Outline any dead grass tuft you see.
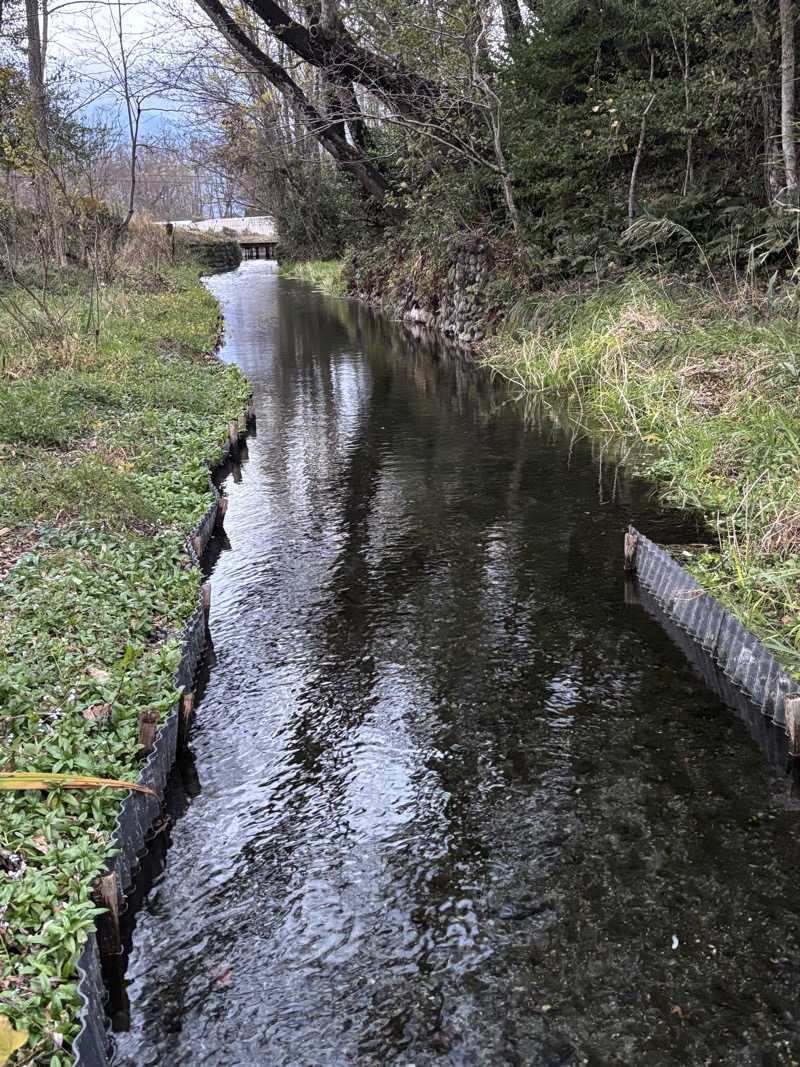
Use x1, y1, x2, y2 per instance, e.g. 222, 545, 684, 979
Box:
676, 357, 742, 413
760, 498, 800, 555
612, 305, 671, 340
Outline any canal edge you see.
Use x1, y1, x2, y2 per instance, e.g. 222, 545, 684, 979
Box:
70, 395, 256, 1067
626, 526, 800, 759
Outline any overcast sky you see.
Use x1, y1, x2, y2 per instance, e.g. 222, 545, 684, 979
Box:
49, 0, 206, 136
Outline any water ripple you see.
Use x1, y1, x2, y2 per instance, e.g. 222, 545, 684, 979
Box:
115, 262, 800, 1067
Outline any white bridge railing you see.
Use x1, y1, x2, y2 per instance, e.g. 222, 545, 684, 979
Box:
168, 216, 277, 240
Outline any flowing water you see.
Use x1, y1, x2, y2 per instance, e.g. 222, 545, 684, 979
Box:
115, 261, 800, 1066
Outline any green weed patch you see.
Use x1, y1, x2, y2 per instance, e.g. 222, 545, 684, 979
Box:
0, 266, 248, 1064
278, 259, 345, 295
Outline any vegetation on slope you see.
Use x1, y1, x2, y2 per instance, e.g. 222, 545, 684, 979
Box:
0, 256, 248, 1065
277, 260, 346, 295
485, 278, 800, 673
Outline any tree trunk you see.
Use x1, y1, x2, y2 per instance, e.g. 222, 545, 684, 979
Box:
114, 0, 139, 231
195, 0, 387, 201
472, 10, 522, 242
337, 81, 369, 151
499, 0, 523, 44
240, 0, 441, 118
24, 0, 62, 263
628, 44, 655, 222
780, 0, 797, 192
24, 0, 48, 163
671, 15, 693, 193
752, 0, 782, 202
628, 94, 655, 222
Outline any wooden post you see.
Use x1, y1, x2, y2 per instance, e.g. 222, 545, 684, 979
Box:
624, 531, 639, 572
201, 581, 211, 627
179, 691, 195, 747
228, 420, 238, 450
238, 414, 247, 435
94, 872, 121, 957
136, 708, 159, 757
192, 535, 203, 559
786, 696, 800, 757
215, 497, 228, 530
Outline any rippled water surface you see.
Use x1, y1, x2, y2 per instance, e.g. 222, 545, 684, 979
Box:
115, 262, 800, 1066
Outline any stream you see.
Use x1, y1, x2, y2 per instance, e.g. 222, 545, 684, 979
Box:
114, 260, 800, 1066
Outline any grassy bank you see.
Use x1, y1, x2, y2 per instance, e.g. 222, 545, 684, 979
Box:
485, 278, 800, 674
0, 262, 248, 1064
278, 259, 345, 295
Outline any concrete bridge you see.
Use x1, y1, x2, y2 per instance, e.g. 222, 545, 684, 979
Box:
169, 216, 278, 259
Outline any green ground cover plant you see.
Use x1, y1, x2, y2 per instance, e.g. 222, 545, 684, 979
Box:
484, 278, 800, 674
0, 263, 249, 1065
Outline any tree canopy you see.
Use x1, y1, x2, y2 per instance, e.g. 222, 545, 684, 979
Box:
4, 0, 800, 272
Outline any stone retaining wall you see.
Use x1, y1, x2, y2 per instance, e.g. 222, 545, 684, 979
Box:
346, 235, 496, 346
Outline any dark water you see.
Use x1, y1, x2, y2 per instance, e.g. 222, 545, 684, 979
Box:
115, 261, 800, 1067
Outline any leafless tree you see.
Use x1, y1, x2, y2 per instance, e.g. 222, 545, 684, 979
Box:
23, 0, 52, 225
780, 0, 797, 193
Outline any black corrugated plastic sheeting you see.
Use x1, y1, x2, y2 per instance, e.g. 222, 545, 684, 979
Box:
71, 421, 248, 1067
630, 525, 800, 751
636, 584, 790, 770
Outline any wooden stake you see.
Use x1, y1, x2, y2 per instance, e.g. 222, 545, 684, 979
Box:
786, 696, 800, 757
238, 414, 247, 435
179, 691, 195, 747
624, 531, 639, 572
201, 581, 211, 626
136, 708, 159, 756
94, 872, 121, 957
191, 535, 203, 559
228, 420, 238, 449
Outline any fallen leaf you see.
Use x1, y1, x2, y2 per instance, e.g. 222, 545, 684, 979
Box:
32, 835, 50, 854
671, 1005, 684, 1018
0, 773, 163, 816
87, 667, 109, 681
130, 618, 137, 630
0, 1014, 28, 1065
82, 703, 110, 722
0, 528, 10, 538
